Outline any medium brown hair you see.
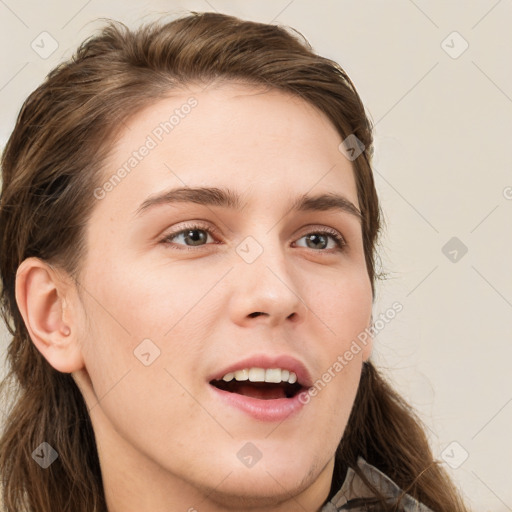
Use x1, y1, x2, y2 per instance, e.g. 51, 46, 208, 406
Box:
0, 11, 468, 511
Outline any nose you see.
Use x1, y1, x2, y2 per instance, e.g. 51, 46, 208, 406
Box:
227, 238, 308, 328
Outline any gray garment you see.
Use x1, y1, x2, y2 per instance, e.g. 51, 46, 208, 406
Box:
321, 457, 435, 512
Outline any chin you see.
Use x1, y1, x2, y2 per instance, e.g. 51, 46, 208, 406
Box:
201, 466, 314, 510
214, 449, 323, 500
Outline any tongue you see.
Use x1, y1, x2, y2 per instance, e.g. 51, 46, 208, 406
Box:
235, 383, 287, 400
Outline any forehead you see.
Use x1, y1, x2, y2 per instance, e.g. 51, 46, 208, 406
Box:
93, 81, 359, 220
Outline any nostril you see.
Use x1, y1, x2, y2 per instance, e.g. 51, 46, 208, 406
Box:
248, 312, 264, 318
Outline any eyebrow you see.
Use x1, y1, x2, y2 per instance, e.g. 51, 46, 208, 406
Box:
134, 186, 362, 223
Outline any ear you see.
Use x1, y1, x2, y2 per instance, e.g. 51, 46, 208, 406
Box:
15, 257, 85, 373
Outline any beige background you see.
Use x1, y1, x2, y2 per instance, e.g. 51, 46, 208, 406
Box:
1, 1, 511, 510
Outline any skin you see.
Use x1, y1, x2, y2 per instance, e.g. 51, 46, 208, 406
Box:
15, 82, 373, 512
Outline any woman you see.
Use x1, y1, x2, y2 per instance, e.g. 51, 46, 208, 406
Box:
0, 11, 470, 512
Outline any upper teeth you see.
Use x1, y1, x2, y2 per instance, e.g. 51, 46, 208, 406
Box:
222, 368, 297, 384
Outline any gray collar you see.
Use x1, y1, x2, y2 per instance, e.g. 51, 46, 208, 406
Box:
321, 457, 434, 511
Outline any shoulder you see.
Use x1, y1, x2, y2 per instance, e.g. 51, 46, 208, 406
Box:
321, 457, 435, 512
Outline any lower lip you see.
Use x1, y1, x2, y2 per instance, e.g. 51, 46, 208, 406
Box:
209, 384, 308, 422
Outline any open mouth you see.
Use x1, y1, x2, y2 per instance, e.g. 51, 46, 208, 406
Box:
210, 379, 304, 400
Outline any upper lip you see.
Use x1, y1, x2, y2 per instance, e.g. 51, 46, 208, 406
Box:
208, 354, 313, 388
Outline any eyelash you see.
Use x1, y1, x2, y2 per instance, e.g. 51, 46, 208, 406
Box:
160, 222, 347, 253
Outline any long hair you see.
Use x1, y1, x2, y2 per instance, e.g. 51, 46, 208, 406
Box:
0, 12, 468, 511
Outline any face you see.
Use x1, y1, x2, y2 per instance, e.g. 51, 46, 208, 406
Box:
72, 82, 373, 508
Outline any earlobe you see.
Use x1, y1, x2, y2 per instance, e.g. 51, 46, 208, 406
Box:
15, 257, 84, 374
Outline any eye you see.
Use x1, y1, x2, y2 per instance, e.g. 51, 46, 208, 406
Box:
294, 228, 346, 252
160, 223, 218, 250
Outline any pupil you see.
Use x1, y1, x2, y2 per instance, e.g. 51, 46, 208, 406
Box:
307, 234, 326, 249
186, 229, 206, 246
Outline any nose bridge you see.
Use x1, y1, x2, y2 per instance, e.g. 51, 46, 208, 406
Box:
228, 230, 307, 325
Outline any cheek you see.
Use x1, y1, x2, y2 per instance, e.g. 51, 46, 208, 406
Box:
77, 261, 216, 397
76, 267, 215, 451
310, 269, 373, 337
303, 270, 372, 409
83, 260, 206, 340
